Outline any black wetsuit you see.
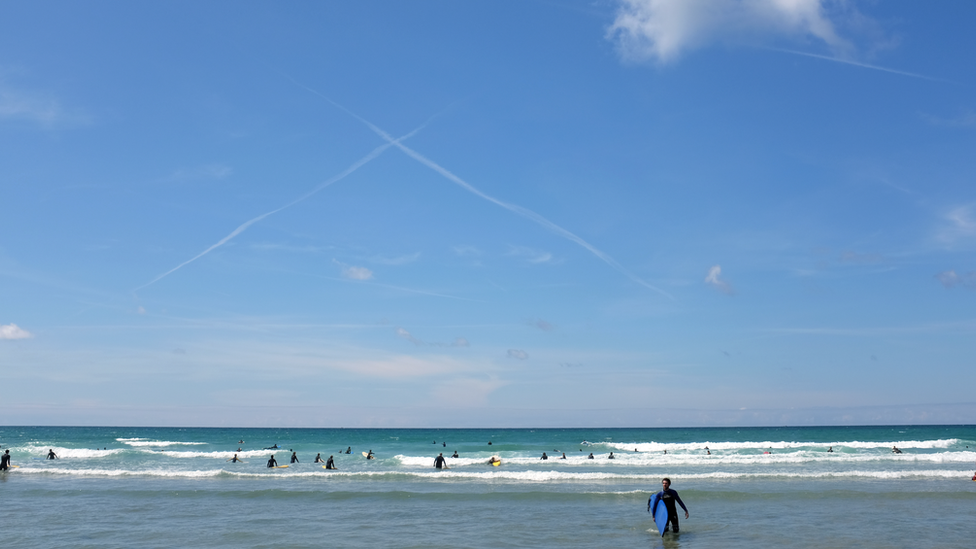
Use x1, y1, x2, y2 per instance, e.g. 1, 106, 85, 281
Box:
267, 457, 278, 468
0, 453, 10, 470
231, 456, 241, 463
651, 488, 688, 533
434, 455, 447, 469
291, 454, 299, 464
326, 457, 336, 469
48, 451, 57, 460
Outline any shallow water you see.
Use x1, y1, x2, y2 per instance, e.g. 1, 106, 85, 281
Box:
2, 425, 974, 547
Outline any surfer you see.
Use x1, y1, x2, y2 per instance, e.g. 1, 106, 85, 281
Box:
488, 456, 501, 466
290, 452, 299, 464
488, 441, 492, 445
345, 447, 352, 454
649, 478, 689, 534
541, 452, 548, 460
0, 450, 11, 471
587, 453, 595, 459
266, 455, 278, 468
561, 453, 567, 459
47, 449, 59, 459
314, 453, 325, 463
892, 446, 903, 454
608, 452, 615, 459
229, 454, 242, 463
451, 451, 459, 458
366, 450, 375, 460
434, 453, 448, 469
238, 440, 244, 444
827, 446, 833, 453
263, 444, 279, 450
326, 455, 336, 469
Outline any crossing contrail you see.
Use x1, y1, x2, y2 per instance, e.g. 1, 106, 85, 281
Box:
296, 87, 674, 299
134, 125, 425, 292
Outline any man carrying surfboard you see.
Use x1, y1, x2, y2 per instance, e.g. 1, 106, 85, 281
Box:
0, 449, 11, 471
433, 453, 448, 469
266, 454, 278, 468
648, 478, 689, 535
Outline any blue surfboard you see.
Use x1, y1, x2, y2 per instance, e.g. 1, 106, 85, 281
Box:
650, 493, 668, 536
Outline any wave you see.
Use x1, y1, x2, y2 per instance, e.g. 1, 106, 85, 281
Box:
606, 439, 960, 452
117, 438, 207, 447
12, 467, 971, 481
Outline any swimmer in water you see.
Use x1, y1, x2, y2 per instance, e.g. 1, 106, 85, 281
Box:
325, 455, 336, 469
267, 455, 278, 468
47, 449, 59, 460
227, 454, 242, 463
314, 453, 325, 463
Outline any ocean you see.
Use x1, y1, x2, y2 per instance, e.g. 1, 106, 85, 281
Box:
1, 425, 974, 548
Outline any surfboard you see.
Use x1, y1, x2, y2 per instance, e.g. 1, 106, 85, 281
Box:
274, 465, 289, 468
650, 493, 668, 536
362, 452, 369, 457
491, 460, 501, 466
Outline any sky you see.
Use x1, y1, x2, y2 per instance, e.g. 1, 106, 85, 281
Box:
1, 0, 975, 428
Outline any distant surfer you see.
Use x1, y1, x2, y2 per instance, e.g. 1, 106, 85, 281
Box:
827, 446, 833, 453
345, 447, 352, 454
238, 440, 244, 444
649, 478, 689, 534
227, 454, 242, 463
488, 441, 492, 445
290, 452, 299, 464
0, 450, 11, 471
608, 452, 615, 459
314, 453, 325, 463
442, 442, 446, 447
892, 446, 903, 454
451, 451, 459, 458
366, 450, 375, 460
561, 453, 567, 459
47, 449, 59, 460
434, 453, 448, 469
488, 456, 501, 466
663, 449, 667, 454
587, 453, 594, 459
267, 455, 278, 468
326, 455, 336, 469
264, 444, 279, 450
540, 452, 548, 460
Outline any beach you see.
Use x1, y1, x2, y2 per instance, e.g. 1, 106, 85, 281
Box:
1, 425, 974, 548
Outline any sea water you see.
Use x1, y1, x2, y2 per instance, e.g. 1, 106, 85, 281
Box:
1, 425, 974, 548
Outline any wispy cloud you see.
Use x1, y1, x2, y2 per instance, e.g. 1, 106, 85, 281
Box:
397, 327, 470, 347
334, 260, 373, 281
935, 270, 976, 290
134, 123, 427, 292
705, 264, 734, 295
534, 319, 554, 331
508, 245, 555, 264
507, 349, 529, 360
921, 110, 976, 128
369, 252, 421, 265
295, 88, 674, 299
0, 80, 89, 128
936, 205, 976, 247
0, 323, 32, 340
839, 251, 883, 264
607, 0, 850, 63
452, 245, 482, 257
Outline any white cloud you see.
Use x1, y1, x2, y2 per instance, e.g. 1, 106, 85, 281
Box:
396, 327, 423, 346
0, 323, 32, 340
137, 306, 147, 315
369, 252, 421, 265
167, 164, 233, 181
935, 270, 976, 290
607, 0, 850, 63
452, 245, 482, 257
507, 349, 529, 360
508, 246, 555, 264
0, 79, 90, 128
839, 251, 883, 264
705, 264, 735, 295
936, 205, 976, 247
336, 260, 373, 280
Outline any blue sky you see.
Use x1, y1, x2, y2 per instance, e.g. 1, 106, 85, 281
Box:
2, 0, 974, 427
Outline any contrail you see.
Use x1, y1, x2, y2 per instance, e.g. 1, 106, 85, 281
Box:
295, 88, 674, 299
773, 48, 950, 83
134, 126, 424, 292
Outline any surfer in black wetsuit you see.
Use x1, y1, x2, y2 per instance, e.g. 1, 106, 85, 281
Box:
345, 447, 351, 454
649, 478, 689, 533
434, 453, 447, 469
314, 453, 324, 463
264, 444, 279, 450
541, 452, 548, 460
608, 452, 615, 459
47, 449, 59, 459
290, 452, 299, 464
326, 455, 336, 469
452, 451, 459, 458
587, 453, 594, 459
267, 455, 278, 468
366, 450, 374, 460
228, 454, 242, 463
0, 450, 11, 471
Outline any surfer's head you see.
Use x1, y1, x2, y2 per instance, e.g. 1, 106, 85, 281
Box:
662, 478, 671, 488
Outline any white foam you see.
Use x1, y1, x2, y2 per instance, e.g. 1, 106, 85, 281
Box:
117, 438, 206, 447
608, 439, 960, 453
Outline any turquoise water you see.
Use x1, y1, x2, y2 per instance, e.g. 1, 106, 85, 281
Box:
2, 425, 974, 547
